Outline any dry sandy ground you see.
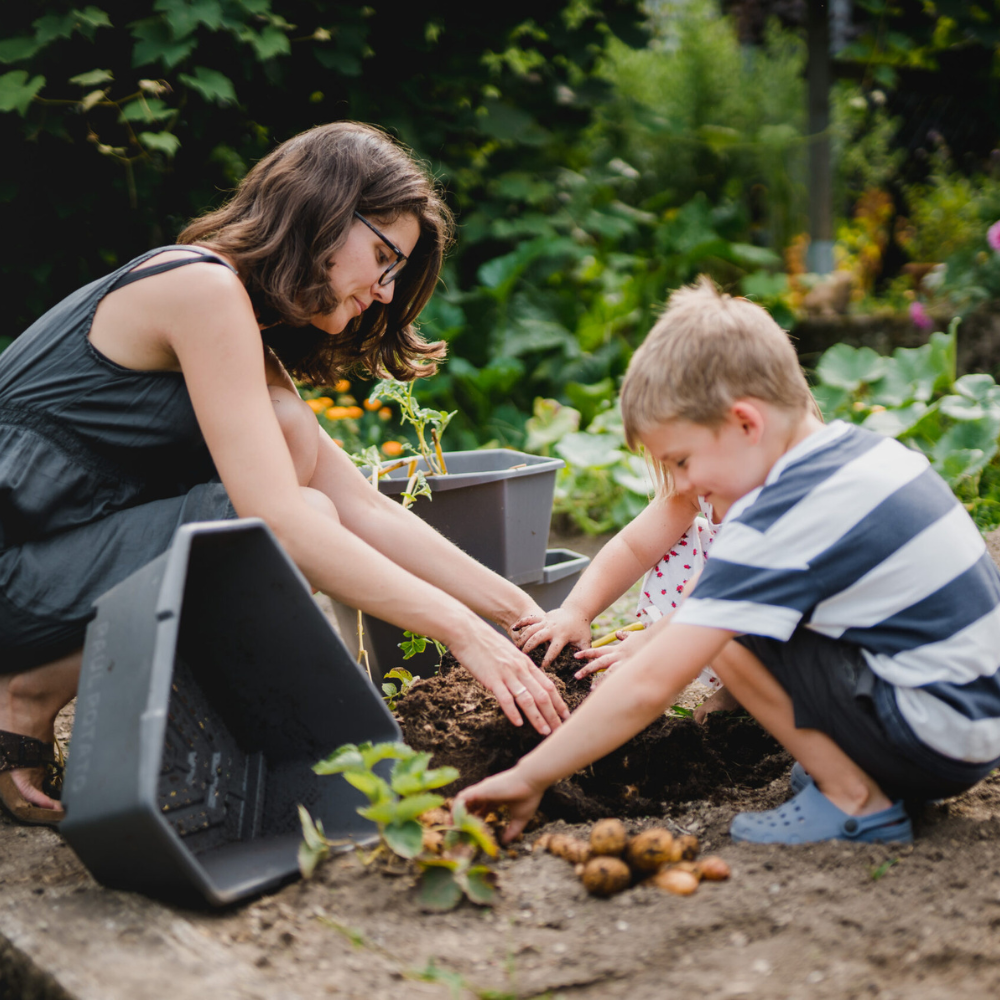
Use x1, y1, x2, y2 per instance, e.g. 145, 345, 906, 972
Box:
2, 531, 1000, 999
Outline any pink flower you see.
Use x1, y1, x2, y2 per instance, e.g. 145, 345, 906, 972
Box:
910, 300, 933, 332
989, 221, 1000, 253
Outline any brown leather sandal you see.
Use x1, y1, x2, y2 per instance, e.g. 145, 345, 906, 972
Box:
0, 731, 65, 826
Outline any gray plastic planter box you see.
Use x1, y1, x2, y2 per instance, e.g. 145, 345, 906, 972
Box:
61, 519, 400, 908
373, 449, 563, 586
353, 547, 591, 680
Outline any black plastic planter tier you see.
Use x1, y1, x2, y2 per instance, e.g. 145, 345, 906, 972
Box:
61, 519, 400, 908
358, 547, 591, 680
373, 449, 563, 586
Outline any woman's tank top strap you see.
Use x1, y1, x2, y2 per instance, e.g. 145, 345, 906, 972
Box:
109, 247, 237, 291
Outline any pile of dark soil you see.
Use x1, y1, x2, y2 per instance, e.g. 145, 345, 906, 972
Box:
397, 645, 791, 822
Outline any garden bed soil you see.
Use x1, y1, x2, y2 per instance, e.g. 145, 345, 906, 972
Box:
5, 531, 1000, 998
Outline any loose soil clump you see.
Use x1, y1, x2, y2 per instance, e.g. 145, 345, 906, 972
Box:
397, 645, 791, 821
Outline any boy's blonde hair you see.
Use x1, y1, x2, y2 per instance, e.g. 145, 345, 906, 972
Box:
621, 276, 813, 449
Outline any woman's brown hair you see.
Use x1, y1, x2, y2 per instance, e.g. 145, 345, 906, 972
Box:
178, 121, 454, 384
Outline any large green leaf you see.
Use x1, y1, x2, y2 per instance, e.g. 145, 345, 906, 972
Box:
933, 448, 988, 487
612, 453, 655, 496
524, 398, 580, 452
153, 0, 224, 38
119, 96, 172, 122
389, 751, 433, 795
810, 383, 852, 421
178, 66, 236, 103
313, 743, 365, 774
344, 770, 393, 804
555, 431, 624, 470
0, 38, 43, 64
815, 343, 887, 392
418, 865, 464, 912
394, 793, 446, 824
501, 318, 577, 358
131, 18, 197, 69
383, 819, 424, 859
460, 866, 498, 906
449, 801, 498, 858
139, 130, 180, 157
862, 402, 929, 438
0, 71, 45, 115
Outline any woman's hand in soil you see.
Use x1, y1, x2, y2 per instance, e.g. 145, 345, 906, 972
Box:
512, 606, 592, 668
456, 767, 543, 843
449, 629, 570, 734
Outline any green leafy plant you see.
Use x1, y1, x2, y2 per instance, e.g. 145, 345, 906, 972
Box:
381, 666, 416, 711
525, 396, 653, 534
812, 323, 1000, 532
298, 741, 499, 911
370, 379, 456, 477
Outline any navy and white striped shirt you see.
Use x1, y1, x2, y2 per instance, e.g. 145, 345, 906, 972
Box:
674, 421, 1000, 763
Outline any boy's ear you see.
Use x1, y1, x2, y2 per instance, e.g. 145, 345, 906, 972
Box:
730, 399, 765, 443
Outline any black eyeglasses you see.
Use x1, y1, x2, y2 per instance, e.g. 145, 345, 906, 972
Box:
353, 211, 408, 286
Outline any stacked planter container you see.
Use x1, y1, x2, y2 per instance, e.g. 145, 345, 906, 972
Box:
349, 449, 591, 679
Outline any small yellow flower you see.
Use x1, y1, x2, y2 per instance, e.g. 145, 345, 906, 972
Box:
333, 378, 351, 393
852, 400, 867, 412
870, 404, 886, 413
378, 407, 392, 421
363, 398, 382, 411
381, 440, 404, 457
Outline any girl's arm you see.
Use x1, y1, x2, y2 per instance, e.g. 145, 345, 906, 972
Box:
457, 621, 734, 841
515, 492, 701, 666
152, 264, 566, 734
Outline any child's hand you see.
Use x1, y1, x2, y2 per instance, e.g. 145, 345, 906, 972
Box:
571, 625, 654, 684
455, 766, 543, 843
512, 606, 592, 668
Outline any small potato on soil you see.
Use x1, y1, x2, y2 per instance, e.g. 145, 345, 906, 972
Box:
581, 857, 631, 897
695, 856, 731, 881
590, 819, 628, 857
625, 829, 675, 873
652, 867, 700, 896
548, 834, 591, 864
671, 834, 700, 862
533, 833, 553, 853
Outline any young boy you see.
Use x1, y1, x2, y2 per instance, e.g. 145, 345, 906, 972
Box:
457, 277, 1000, 846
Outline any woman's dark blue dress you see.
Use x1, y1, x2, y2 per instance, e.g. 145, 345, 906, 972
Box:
0, 248, 238, 671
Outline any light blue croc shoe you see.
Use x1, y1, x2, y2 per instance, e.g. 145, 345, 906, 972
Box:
730, 782, 914, 845
788, 761, 812, 794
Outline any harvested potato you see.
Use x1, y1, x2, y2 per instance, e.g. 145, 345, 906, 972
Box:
652, 867, 699, 896
420, 807, 452, 828
695, 856, 731, 881
673, 834, 700, 862
625, 829, 675, 872
581, 857, 631, 897
590, 818, 628, 857
421, 827, 444, 854
548, 834, 591, 864
532, 833, 553, 853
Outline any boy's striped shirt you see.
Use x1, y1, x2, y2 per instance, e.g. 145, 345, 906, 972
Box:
675, 421, 1000, 762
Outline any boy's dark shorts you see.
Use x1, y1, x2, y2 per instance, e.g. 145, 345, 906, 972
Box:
735, 628, 1000, 803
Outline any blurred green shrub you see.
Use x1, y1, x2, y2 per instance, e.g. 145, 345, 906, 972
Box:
813, 323, 1000, 533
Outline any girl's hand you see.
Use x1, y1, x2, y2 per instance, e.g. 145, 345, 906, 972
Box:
449, 628, 570, 735
512, 606, 592, 668
456, 766, 543, 843
571, 625, 654, 684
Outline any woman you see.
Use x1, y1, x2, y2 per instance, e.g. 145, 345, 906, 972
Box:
0, 121, 568, 825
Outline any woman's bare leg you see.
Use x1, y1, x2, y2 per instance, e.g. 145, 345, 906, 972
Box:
0, 650, 81, 810
711, 640, 893, 817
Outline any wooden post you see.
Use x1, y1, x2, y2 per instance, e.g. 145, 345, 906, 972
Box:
807, 1, 833, 274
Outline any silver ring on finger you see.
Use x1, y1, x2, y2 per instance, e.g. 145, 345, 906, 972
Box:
512, 685, 528, 697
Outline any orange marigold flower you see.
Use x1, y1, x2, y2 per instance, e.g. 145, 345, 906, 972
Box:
333, 378, 351, 393
333, 438, 344, 448
381, 440, 404, 457
378, 407, 392, 421
325, 406, 350, 420
344, 406, 364, 419
307, 397, 333, 413
363, 398, 382, 411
